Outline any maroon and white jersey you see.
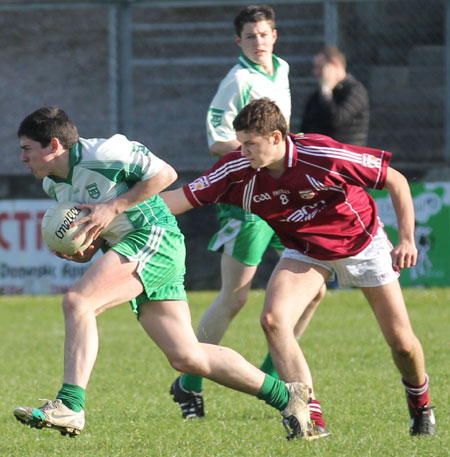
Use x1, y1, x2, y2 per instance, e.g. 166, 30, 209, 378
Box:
184, 133, 392, 260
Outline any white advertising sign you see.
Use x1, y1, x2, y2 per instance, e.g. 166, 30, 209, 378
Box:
0, 199, 95, 294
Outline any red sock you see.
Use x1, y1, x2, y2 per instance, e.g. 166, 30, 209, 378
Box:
403, 374, 430, 409
310, 399, 327, 428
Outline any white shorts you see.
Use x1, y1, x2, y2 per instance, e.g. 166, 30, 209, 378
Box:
281, 226, 400, 288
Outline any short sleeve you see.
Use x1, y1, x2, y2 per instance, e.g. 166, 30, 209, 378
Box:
206, 73, 245, 147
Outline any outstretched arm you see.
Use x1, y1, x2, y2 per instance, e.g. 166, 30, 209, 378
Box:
160, 188, 194, 215
383, 167, 417, 270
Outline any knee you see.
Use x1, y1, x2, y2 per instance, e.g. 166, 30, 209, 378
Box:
167, 351, 206, 376
388, 333, 418, 356
62, 291, 87, 316
218, 288, 248, 317
260, 310, 285, 340
229, 292, 248, 316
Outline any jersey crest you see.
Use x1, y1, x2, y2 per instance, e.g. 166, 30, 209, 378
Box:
86, 183, 101, 199
362, 153, 382, 168
208, 108, 225, 128
298, 190, 316, 199
189, 176, 211, 192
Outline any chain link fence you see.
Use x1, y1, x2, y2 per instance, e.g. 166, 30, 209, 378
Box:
0, 0, 447, 180
0, 2, 111, 177
337, 0, 445, 175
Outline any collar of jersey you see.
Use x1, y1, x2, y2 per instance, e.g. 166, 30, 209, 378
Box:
284, 134, 298, 168
238, 53, 281, 82
48, 141, 81, 184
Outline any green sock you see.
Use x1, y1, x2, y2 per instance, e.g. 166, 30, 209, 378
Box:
56, 383, 86, 412
256, 375, 289, 411
259, 352, 279, 379
181, 373, 203, 392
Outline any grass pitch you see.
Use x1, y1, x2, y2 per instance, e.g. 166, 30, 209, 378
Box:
0, 288, 449, 457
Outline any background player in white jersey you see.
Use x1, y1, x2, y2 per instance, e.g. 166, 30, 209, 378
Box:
13, 106, 317, 441
162, 98, 436, 437
174, 5, 326, 428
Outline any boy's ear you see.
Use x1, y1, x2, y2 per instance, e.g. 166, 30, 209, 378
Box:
50, 137, 64, 154
272, 130, 283, 144
272, 28, 278, 43
50, 138, 59, 152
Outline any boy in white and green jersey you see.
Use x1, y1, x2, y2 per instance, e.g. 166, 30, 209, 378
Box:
206, 52, 291, 149
206, 49, 290, 266
207, 50, 290, 225
13, 106, 315, 441
42, 133, 187, 312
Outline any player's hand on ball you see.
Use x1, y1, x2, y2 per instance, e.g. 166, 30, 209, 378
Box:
56, 248, 91, 263
41, 202, 91, 255
71, 202, 117, 242
56, 238, 104, 263
42, 201, 111, 255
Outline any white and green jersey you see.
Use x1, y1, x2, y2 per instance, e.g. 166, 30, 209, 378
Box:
43, 134, 179, 247
206, 53, 291, 147
206, 53, 291, 222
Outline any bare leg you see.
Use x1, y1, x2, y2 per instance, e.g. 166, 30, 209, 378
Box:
294, 284, 326, 338
274, 249, 327, 341
198, 253, 325, 353
63, 248, 266, 395
196, 253, 257, 343
62, 251, 144, 388
362, 280, 426, 385
261, 258, 329, 393
139, 299, 265, 394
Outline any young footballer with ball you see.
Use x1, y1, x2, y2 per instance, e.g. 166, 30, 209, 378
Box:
162, 98, 436, 437
14, 106, 318, 440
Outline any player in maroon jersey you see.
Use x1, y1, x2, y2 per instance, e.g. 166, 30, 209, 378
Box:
162, 98, 436, 437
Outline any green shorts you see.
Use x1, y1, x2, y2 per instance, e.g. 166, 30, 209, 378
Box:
208, 217, 284, 266
112, 225, 187, 317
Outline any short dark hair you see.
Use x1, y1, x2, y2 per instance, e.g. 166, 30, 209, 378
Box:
233, 98, 287, 139
17, 106, 79, 149
318, 45, 346, 69
233, 5, 275, 37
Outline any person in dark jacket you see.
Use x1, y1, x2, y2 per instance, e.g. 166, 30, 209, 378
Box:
300, 45, 369, 146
